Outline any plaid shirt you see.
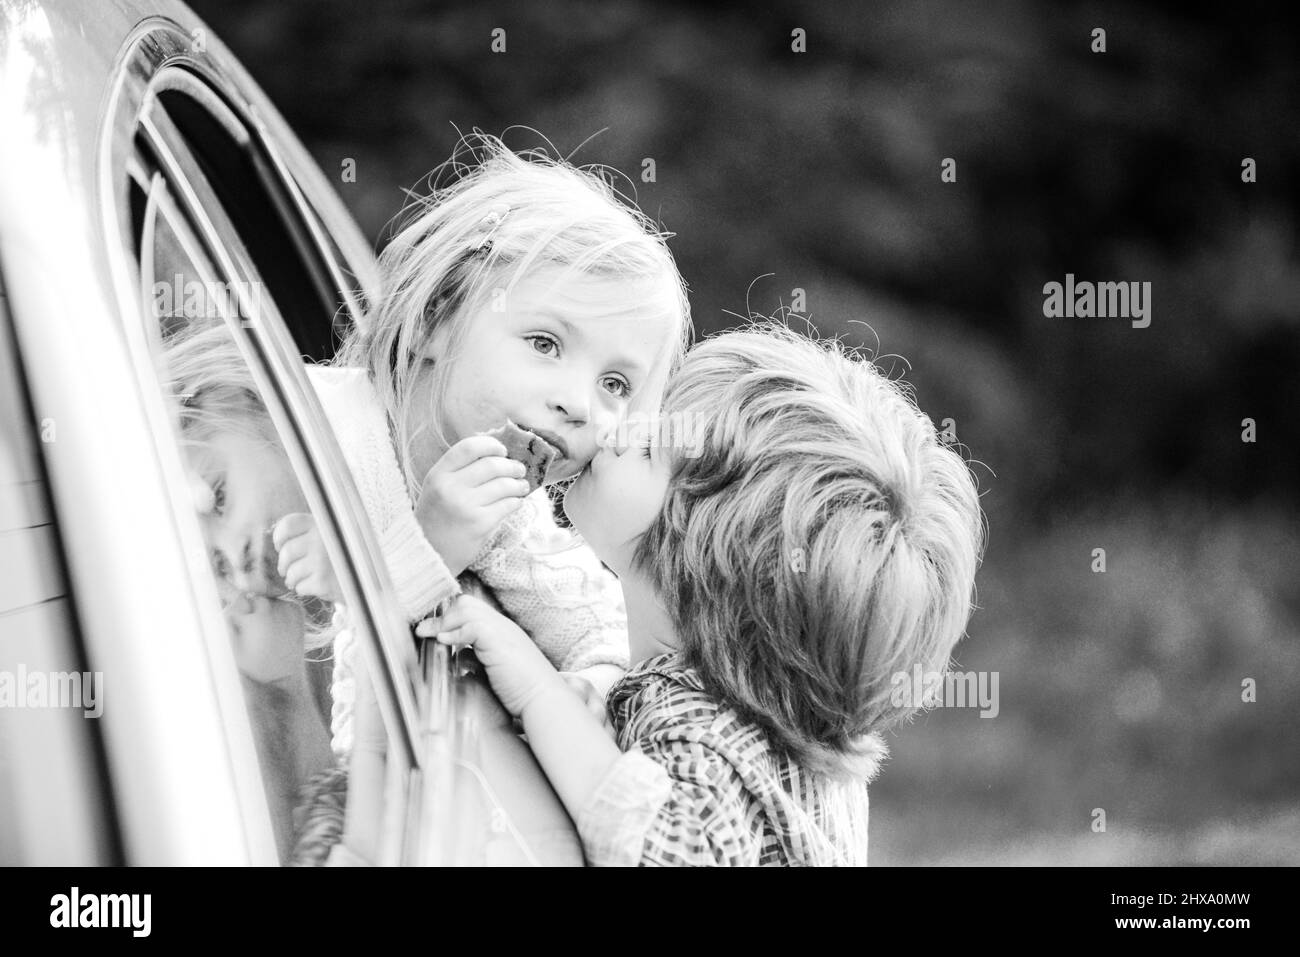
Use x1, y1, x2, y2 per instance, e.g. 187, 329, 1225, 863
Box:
576, 653, 885, 866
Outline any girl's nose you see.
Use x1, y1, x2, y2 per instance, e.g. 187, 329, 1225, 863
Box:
550, 385, 593, 426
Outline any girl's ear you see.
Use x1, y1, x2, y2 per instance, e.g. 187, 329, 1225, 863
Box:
419, 307, 455, 362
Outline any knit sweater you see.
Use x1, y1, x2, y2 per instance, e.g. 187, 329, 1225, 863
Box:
305, 365, 629, 755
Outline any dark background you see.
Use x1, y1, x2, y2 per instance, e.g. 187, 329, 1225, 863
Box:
191, 0, 1300, 863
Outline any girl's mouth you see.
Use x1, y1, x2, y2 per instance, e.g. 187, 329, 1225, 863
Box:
515, 423, 569, 461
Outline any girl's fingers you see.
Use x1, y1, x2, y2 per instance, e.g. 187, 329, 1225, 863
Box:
485, 495, 527, 527
435, 436, 509, 473
276, 536, 310, 576
473, 475, 532, 505
271, 512, 313, 549
284, 558, 326, 595
434, 623, 483, 648
433, 626, 462, 645
458, 455, 528, 487
434, 594, 485, 632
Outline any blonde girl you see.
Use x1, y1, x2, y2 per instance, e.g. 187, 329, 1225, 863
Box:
297, 134, 691, 755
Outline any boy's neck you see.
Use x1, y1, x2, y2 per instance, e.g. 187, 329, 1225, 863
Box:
621, 573, 678, 666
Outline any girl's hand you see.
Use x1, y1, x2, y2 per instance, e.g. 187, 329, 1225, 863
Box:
414, 436, 530, 577
273, 512, 342, 604
415, 594, 564, 718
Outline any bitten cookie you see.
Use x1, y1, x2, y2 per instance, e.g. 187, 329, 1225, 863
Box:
486, 420, 558, 492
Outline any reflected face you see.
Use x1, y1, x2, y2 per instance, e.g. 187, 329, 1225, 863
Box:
419, 267, 678, 483
563, 415, 673, 577
188, 428, 309, 685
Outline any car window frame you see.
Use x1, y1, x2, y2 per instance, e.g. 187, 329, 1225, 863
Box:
98, 19, 437, 864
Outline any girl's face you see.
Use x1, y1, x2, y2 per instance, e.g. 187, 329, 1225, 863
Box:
189, 429, 310, 684
563, 414, 673, 577
421, 267, 678, 482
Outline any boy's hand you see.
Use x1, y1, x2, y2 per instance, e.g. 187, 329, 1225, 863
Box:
273, 512, 342, 604
415, 593, 564, 719
415, 436, 530, 577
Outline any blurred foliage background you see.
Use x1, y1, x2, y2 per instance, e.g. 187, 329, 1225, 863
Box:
191, 0, 1300, 863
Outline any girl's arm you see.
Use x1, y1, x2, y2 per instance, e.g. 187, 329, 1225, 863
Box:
305, 364, 462, 622
468, 490, 629, 689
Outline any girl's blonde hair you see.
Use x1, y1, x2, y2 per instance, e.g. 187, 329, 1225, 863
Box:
633, 323, 986, 779
163, 322, 271, 450
337, 132, 692, 495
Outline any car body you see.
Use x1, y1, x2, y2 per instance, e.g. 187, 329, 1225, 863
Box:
0, 0, 582, 865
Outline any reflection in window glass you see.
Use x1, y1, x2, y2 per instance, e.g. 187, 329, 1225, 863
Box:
140, 193, 347, 864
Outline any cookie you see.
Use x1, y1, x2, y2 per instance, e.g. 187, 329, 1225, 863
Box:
486, 420, 558, 492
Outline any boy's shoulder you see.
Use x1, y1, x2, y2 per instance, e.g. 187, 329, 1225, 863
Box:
609, 651, 706, 703
608, 652, 891, 784
607, 652, 746, 746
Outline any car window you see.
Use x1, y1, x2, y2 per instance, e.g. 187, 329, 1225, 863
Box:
131, 174, 367, 864
147, 68, 361, 359
116, 56, 438, 864
113, 51, 580, 866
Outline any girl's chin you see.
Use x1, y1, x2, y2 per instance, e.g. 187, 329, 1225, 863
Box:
546, 458, 585, 484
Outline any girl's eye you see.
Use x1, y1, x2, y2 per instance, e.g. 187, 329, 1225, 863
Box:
527, 334, 559, 357
639, 438, 653, 460
601, 375, 632, 399
211, 479, 227, 515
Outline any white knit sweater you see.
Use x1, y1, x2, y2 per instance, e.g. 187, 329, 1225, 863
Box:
306, 365, 629, 755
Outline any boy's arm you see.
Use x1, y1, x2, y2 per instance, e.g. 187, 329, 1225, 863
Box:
425, 595, 757, 867
569, 730, 759, 867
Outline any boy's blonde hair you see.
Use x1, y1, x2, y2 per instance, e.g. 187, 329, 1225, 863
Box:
338, 133, 693, 494
632, 323, 985, 778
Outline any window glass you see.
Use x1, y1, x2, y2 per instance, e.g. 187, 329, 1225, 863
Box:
155, 84, 343, 360
137, 183, 353, 864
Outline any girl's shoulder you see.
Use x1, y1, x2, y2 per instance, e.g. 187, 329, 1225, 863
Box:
304, 364, 385, 434
305, 363, 373, 402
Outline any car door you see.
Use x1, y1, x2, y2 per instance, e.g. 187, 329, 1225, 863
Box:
108, 16, 585, 866
1, 3, 581, 865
